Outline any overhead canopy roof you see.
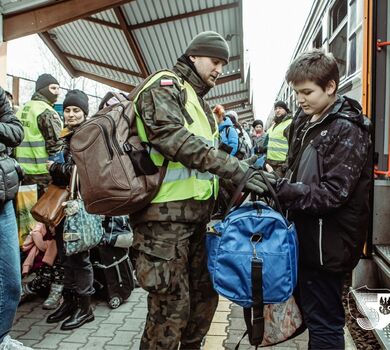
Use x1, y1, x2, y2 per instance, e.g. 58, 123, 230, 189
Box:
2, 0, 253, 120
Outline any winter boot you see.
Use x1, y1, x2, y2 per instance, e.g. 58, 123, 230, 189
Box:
19, 282, 36, 304
46, 289, 76, 323
60, 294, 94, 330
42, 283, 64, 310
43, 264, 65, 310
20, 264, 52, 304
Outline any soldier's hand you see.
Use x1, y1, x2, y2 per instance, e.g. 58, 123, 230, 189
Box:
242, 155, 258, 167
262, 170, 278, 185
244, 171, 268, 195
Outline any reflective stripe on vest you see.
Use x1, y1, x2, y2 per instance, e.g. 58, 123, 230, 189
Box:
134, 71, 219, 203
15, 100, 58, 174
267, 119, 292, 162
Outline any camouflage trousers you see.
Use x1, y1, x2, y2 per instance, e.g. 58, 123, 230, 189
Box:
133, 222, 219, 350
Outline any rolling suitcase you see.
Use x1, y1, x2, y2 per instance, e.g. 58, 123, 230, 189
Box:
91, 246, 135, 308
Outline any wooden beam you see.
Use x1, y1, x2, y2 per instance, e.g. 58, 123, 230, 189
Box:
0, 43, 7, 88
128, 2, 239, 30
206, 89, 248, 101
39, 32, 79, 78
83, 16, 121, 30
221, 98, 249, 110
216, 73, 241, 85
79, 71, 135, 92
229, 55, 240, 61
12, 76, 20, 107
63, 52, 144, 78
114, 7, 149, 77
4, 0, 130, 41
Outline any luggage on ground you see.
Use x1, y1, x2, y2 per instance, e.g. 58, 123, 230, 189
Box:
91, 246, 135, 309
206, 168, 302, 347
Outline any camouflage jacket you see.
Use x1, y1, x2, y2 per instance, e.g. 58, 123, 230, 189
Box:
131, 58, 245, 225
276, 95, 372, 272
32, 92, 63, 156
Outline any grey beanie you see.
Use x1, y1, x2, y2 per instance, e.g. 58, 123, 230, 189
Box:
36, 74, 59, 92
63, 89, 89, 115
185, 31, 230, 64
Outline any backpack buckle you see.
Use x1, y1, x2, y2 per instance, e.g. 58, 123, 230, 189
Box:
123, 142, 132, 153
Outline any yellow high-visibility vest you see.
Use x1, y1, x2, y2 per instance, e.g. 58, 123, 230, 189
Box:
15, 100, 58, 175
267, 119, 292, 162
134, 71, 219, 203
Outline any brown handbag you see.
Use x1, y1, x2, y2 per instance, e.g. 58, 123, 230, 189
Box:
30, 184, 69, 227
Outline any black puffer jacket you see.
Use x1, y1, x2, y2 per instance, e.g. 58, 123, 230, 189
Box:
0, 87, 24, 204
276, 96, 372, 273
0, 87, 24, 152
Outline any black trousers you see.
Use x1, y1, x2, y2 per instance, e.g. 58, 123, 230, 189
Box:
55, 220, 94, 296
299, 266, 346, 350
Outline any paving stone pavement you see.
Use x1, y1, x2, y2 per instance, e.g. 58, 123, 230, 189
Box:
12, 288, 357, 350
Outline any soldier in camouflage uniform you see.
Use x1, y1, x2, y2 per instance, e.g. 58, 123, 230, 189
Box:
131, 31, 270, 349
275, 49, 372, 349
15, 73, 63, 197
16, 74, 63, 307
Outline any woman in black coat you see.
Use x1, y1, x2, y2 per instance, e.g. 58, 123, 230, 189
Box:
46, 90, 95, 330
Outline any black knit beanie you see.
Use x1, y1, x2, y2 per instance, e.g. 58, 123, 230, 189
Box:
63, 89, 89, 115
185, 31, 230, 64
274, 100, 290, 113
35, 74, 59, 92
252, 119, 263, 128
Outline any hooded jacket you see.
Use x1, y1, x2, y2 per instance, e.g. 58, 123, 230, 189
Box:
276, 96, 372, 273
219, 116, 239, 156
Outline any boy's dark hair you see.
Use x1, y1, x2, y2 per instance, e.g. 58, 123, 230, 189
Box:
285, 49, 339, 92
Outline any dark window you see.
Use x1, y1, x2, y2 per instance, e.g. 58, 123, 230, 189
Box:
313, 30, 323, 48
331, 0, 348, 33
348, 33, 357, 75
329, 23, 347, 77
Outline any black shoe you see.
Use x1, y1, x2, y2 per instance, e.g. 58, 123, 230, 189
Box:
60, 294, 94, 330
46, 289, 76, 324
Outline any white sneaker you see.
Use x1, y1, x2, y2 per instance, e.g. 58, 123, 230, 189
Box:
0, 336, 33, 350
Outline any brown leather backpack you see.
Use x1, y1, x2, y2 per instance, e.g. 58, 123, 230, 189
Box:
70, 72, 171, 216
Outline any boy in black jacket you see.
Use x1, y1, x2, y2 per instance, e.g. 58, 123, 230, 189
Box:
275, 49, 372, 349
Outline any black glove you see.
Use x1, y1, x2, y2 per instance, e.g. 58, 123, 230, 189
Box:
262, 170, 278, 186
245, 171, 269, 195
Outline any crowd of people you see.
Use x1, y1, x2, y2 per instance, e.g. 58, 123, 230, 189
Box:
0, 30, 371, 350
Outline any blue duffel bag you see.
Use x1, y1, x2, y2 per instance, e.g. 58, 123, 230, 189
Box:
206, 200, 298, 307
206, 167, 300, 347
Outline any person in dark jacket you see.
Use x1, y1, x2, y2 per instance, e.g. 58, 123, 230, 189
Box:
274, 49, 371, 349
45, 89, 95, 331
251, 119, 267, 155
0, 87, 32, 349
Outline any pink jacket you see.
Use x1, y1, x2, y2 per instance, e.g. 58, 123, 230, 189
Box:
22, 223, 57, 275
